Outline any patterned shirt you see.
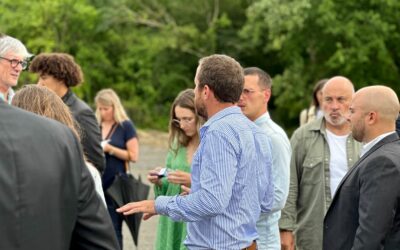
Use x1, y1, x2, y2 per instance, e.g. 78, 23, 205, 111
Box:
156, 106, 274, 249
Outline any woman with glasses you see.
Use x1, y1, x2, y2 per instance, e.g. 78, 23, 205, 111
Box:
147, 89, 203, 250
95, 88, 139, 249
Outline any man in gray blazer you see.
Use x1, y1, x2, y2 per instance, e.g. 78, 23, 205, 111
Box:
323, 85, 400, 250
0, 35, 119, 250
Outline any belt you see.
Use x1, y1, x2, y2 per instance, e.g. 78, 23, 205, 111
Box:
242, 240, 257, 250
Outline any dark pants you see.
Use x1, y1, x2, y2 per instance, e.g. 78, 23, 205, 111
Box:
106, 194, 123, 249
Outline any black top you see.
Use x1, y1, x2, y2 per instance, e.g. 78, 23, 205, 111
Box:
102, 120, 137, 190
62, 89, 105, 173
396, 114, 400, 136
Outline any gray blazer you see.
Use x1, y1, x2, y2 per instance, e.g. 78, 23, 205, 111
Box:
323, 133, 400, 250
0, 101, 119, 250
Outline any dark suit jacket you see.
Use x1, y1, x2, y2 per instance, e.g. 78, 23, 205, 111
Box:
0, 101, 119, 250
62, 89, 105, 173
323, 133, 400, 250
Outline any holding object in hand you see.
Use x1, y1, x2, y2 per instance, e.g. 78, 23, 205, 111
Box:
101, 139, 110, 149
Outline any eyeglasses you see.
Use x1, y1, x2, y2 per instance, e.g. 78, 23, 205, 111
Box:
0, 56, 28, 70
172, 117, 195, 127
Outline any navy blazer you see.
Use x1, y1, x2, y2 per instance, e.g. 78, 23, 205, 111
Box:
323, 133, 400, 250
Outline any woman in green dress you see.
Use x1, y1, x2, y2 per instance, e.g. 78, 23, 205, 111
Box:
147, 89, 203, 250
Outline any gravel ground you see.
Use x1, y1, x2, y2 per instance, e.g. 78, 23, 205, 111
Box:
122, 130, 169, 250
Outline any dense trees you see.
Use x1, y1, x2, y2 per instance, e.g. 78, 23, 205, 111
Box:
1, 0, 399, 133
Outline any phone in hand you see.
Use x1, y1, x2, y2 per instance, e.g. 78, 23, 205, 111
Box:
157, 168, 168, 178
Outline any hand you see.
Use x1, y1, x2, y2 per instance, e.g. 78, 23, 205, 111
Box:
167, 170, 191, 187
180, 184, 191, 195
116, 200, 157, 218
103, 143, 113, 153
147, 167, 163, 185
280, 230, 295, 250
100, 139, 110, 149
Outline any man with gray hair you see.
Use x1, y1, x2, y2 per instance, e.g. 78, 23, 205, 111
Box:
324, 85, 400, 249
280, 76, 362, 250
0, 34, 31, 104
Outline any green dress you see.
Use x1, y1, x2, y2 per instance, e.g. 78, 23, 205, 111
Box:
154, 146, 190, 250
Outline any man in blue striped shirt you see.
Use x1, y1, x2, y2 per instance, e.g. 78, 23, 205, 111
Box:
118, 54, 274, 249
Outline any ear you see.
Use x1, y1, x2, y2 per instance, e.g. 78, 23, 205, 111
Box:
264, 88, 271, 103
203, 85, 211, 100
366, 111, 378, 125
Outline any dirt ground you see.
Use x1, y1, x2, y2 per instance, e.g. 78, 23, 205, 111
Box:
122, 129, 169, 250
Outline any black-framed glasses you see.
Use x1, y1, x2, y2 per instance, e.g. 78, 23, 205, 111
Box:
0, 56, 28, 70
172, 117, 195, 127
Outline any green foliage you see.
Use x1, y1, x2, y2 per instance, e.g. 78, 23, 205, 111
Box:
1, 0, 400, 134
241, 0, 400, 134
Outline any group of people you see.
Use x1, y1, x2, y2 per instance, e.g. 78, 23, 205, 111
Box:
0, 34, 138, 249
1, 33, 400, 250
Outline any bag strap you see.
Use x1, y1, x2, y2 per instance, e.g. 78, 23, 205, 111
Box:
104, 123, 118, 140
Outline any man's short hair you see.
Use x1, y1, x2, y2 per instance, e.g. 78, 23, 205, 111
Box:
244, 67, 272, 89
29, 53, 84, 87
0, 35, 32, 58
197, 54, 244, 103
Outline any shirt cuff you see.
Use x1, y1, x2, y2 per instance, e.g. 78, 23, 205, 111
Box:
155, 196, 173, 216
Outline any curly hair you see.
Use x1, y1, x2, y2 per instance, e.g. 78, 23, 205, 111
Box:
29, 53, 84, 87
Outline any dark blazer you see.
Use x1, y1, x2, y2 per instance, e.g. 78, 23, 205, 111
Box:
62, 89, 105, 173
323, 133, 400, 250
0, 101, 119, 250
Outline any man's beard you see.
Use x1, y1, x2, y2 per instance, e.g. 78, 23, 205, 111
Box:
195, 100, 208, 120
325, 112, 347, 126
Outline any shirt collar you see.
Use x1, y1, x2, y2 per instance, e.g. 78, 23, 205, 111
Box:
360, 131, 396, 157
0, 88, 15, 104
200, 106, 241, 133
254, 111, 270, 126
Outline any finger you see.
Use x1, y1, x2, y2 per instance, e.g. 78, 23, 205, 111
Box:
116, 203, 139, 214
181, 185, 191, 193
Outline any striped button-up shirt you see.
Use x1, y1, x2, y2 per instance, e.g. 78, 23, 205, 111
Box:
156, 106, 274, 249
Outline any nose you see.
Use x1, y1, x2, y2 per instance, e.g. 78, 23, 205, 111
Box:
331, 100, 339, 110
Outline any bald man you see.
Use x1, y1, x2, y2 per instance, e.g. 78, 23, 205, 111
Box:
323, 86, 400, 250
279, 76, 362, 250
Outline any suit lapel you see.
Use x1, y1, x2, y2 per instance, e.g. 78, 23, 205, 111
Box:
330, 133, 400, 204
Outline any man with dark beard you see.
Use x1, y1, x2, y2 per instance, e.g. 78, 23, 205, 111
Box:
324, 85, 400, 249
117, 54, 274, 250
279, 76, 362, 250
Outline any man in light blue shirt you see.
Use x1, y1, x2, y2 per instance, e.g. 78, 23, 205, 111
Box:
0, 34, 31, 104
118, 54, 274, 249
238, 67, 291, 249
